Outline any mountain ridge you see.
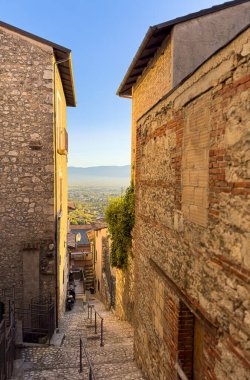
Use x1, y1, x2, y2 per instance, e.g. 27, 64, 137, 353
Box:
68, 165, 131, 186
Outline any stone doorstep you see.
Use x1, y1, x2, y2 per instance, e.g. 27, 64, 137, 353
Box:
75, 293, 84, 300
16, 341, 50, 348
97, 374, 144, 380
87, 334, 100, 340
86, 324, 95, 328
93, 361, 143, 375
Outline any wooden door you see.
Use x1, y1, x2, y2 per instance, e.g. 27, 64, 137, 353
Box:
193, 318, 204, 379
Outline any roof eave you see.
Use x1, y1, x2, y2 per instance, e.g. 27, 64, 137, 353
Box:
65, 53, 77, 107
116, 26, 157, 97
0, 20, 76, 107
117, 0, 250, 97
0, 20, 71, 54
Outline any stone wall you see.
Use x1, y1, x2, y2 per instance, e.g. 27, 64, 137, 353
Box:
133, 28, 250, 380
0, 26, 56, 308
115, 253, 135, 323
100, 236, 116, 310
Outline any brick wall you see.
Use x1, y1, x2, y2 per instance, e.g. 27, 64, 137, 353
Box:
0, 27, 56, 308
133, 28, 250, 379
178, 302, 194, 379
132, 37, 172, 125
131, 37, 172, 176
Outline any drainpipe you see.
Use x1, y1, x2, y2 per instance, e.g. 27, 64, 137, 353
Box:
53, 56, 70, 328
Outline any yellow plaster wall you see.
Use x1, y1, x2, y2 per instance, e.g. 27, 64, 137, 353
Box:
94, 228, 107, 295
54, 60, 68, 317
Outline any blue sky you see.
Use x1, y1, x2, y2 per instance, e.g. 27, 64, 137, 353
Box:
1, 0, 226, 167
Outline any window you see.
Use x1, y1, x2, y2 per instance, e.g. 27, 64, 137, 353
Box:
56, 91, 68, 155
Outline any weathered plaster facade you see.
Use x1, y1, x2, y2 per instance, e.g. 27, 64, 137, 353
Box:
172, 1, 250, 87
0, 24, 75, 322
133, 28, 250, 380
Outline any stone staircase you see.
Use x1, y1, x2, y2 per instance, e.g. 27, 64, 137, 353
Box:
11, 299, 145, 379
85, 299, 145, 380
84, 264, 94, 290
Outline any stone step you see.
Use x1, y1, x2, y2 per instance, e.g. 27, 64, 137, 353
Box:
92, 361, 144, 379
85, 267, 94, 272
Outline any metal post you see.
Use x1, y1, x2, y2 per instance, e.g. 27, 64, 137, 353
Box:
8, 299, 11, 325
48, 306, 50, 345
79, 338, 83, 373
100, 318, 104, 347
94, 311, 97, 334
89, 367, 92, 380
3, 319, 6, 377
12, 285, 15, 324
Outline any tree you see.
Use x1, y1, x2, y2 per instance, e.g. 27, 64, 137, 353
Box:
68, 208, 93, 225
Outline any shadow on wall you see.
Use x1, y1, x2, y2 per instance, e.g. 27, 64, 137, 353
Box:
115, 253, 135, 323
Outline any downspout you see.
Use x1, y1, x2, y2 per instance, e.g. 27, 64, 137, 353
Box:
53, 56, 70, 328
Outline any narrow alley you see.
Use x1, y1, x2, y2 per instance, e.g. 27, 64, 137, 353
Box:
13, 297, 145, 380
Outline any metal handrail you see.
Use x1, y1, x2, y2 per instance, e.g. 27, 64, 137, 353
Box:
79, 337, 97, 380
0, 306, 15, 380
87, 303, 104, 347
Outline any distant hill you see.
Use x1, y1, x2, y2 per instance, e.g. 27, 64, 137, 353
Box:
68, 165, 131, 186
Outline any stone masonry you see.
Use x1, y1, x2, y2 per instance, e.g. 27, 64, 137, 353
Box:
115, 254, 135, 324
133, 28, 250, 379
0, 26, 55, 307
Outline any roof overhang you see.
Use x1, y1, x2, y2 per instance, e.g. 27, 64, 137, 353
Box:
117, 0, 250, 97
0, 20, 76, 107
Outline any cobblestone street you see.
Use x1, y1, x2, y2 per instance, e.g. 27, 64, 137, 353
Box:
13, 298, 145, 380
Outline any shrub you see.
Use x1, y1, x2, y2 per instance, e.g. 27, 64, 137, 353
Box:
105, 183, 135, 269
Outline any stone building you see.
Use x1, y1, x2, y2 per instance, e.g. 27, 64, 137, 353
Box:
0, 21, 76, 326
70, 225, 93, 284
88, 227, 116, 309
117, 1, 250, 379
